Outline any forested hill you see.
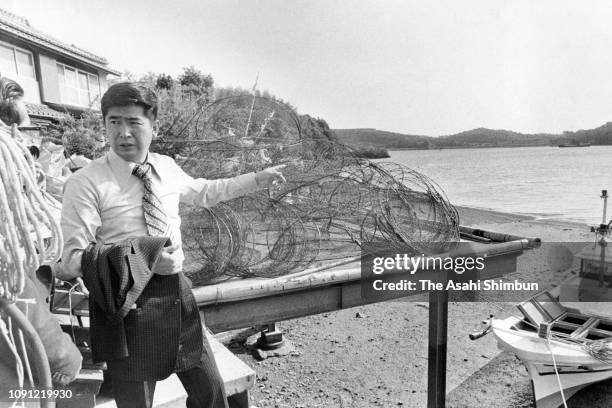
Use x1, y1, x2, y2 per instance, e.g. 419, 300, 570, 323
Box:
435, 128, 557, 148
334, 123, 612, 149
334, 128, 431, 149
561, 122, 612, 145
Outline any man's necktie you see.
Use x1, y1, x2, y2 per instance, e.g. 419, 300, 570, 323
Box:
132, 163, 169, 236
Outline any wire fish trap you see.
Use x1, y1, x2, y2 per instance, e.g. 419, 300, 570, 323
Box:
227, 195, 321, 278
269, 162, 376, 260
202, 95, 302, 145
363, 162, 460, 253
182, 194, 322, 282
181, 156, 460, 284
172, 93, 459, 282
270, 159, 459, 256
175, 95, 303, 178
181, 203, 252, 284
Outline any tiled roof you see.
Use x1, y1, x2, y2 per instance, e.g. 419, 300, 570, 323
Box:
25, 102, 66, 120
0, 8, 120, 75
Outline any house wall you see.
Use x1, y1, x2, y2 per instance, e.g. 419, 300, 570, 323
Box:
38, 52, 61, 104
10, 70, 40, 103
0, 31, 114, 110
99, 72, 109, 94
52, 55, 108, 109
0, 34, 41, 103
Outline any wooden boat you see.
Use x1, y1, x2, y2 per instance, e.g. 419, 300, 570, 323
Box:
490, 293, 612, 408
558, 143, 591, 148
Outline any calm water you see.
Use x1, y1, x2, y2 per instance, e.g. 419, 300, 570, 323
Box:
388, 146, 612, 225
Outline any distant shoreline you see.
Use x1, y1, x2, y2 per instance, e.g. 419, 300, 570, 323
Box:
334, 123, 612, 153
388, 144, 572, 151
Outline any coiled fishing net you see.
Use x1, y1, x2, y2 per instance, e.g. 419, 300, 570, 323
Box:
175, 95, 302, 178
163, 94, 460, 284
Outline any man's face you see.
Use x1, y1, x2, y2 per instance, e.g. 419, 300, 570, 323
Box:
105, 104, 155, 163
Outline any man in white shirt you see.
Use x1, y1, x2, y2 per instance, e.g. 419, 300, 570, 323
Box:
60, 82, 285, 408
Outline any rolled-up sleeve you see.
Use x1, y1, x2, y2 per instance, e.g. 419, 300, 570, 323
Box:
175, 163, 260, 207
59, 174, 101, 280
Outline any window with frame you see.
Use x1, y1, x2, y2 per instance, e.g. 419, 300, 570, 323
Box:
0, 43, 35, 78
57, 63, 101, 108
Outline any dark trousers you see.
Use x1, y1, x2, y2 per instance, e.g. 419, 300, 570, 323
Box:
111, 361, 229, 408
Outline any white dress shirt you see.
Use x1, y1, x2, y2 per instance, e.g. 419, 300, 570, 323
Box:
59, 150, 259, 280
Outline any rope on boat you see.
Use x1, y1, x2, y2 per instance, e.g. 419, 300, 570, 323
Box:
545, 333, 569, 408
583, 338, 612, 366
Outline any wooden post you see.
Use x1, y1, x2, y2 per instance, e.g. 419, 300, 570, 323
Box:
427, 290, 448, 408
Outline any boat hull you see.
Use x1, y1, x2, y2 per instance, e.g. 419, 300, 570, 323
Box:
492, 316, 612, 408
526, 360, 612, 408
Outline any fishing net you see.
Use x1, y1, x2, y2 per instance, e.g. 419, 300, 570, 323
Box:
176, 95, 302, 179
167, 95, 460, 284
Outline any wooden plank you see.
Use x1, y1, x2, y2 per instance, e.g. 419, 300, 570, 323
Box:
204, 330, 255, 396
200, 253, 519, 333
96, 375, 188, 408
193, 240, 528, 308
193, 267, 362, 306
571, 317, 599, 338
200, 286, 343, 332
199, 251, 518, 331
61, 369, 104, 408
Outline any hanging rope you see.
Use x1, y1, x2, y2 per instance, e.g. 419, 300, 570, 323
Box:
0, 124, 62, 302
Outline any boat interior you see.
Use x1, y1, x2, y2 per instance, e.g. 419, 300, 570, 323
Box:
513, 292, 612, 341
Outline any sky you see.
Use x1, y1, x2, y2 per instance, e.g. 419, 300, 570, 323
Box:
6, 0, 612, 136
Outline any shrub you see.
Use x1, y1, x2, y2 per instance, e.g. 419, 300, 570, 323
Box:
46, 110, 106, 159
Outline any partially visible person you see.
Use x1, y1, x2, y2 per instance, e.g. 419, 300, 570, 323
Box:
38, 137, 70, 201
0, 77, 30, 127
39, 137, 70, 176
28, 145, 40, 159
0, 76, 82, 392
27, 145, 47, 190
65, 152, 92, 173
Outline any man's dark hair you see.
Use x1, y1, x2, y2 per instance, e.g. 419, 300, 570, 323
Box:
101, 82, 158, 121
0, 77, 26, 126
28, 145, 40, 159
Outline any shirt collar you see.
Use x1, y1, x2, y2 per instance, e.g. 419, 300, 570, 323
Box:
107, 150, 161, 189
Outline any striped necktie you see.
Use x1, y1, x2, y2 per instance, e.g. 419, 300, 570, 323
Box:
132, 163, 169, 237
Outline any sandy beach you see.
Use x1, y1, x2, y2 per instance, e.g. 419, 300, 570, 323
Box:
215, 206, 611, 408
